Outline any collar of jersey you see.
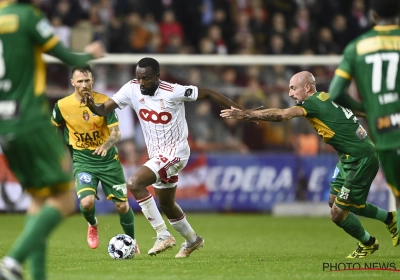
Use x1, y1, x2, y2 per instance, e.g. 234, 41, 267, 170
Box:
71, 92, 89, 107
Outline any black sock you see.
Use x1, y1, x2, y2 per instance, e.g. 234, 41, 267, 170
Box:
363, 236, 376, 246
384, 212, 393, 225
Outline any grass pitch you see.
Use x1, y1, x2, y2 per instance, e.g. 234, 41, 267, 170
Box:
0, 213, 399, 280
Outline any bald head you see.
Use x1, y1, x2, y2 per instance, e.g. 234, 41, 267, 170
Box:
292, 71, 316, 88
288, 71, 317, 104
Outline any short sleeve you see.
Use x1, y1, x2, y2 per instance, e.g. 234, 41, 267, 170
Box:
300, 98, 320, 118
106, 110, 119, 127
172, 84, 198, 102
28, 8, 59, 52
112, 82, 132, 110
51, 102, 64, 126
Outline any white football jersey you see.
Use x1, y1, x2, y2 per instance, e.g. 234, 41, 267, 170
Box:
112, 80, 198, 158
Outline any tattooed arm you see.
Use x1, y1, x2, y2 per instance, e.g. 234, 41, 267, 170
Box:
92, 125, 121, 156
220, 106, 304, 122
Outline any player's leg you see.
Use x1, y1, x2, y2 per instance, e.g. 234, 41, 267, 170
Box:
378, 149, 400, 246
332, 154, 380, 258
154, 187, 204, 258
75, 171, 100, 249
113, 201, 134, 236
126, 164, 174, 255
0, 126, 74, 280
99, 161, 136, 240
26, 188, 75, 280
147, 154, 203, 258
329, 164, 397, 245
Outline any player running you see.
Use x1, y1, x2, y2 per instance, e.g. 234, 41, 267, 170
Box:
0, 1, 103, 280
51, 65, 139, 253
81, 57, 242, 258
221, 71, 398, 259
329, 0, 400, 241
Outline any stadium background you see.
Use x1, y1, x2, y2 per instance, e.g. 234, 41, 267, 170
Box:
0, 0, 393, 213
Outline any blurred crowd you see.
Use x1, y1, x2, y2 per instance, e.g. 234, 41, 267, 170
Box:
40, 0, 375, 161
36, 0, 371, 55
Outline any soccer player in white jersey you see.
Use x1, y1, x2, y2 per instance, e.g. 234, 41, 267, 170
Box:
82, 57, 242, 258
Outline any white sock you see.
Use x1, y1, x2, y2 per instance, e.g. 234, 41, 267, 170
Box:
138, 195, 168, 236
169, 215, 197, 243
2, 256, 22, 272
88, 217, 98, 227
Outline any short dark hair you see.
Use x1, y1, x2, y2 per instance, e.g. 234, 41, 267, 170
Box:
371, 0, 400, 18
137, 57, 160, 74
72, 65, 92, 75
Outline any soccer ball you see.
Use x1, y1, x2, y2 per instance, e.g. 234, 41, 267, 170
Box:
108, 234, 136, 260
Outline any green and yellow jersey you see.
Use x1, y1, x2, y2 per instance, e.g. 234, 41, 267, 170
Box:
51, 92, 120, 165
297, 92, 375, 162
331, 25, 400, 151
0, 2, 93, 135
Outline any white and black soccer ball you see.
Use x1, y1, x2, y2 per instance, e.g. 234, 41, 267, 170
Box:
108, 234, 136, 260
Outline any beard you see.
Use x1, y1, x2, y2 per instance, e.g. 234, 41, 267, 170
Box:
140, 84, 158, 96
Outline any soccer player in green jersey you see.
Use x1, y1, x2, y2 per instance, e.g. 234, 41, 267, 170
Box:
51, 65, 139, 253
221, 71, 399, 258
0, 1, 104, 280
329, 0, 400, 243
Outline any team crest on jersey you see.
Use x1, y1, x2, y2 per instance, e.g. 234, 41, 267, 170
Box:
83, 110, 90, 122
139, 98, 145, 104
155, 161, 161, 166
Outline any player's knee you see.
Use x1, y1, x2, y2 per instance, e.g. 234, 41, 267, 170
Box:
126, 175, 141, 193
114, 201, 129, 213
330, 206, 346, 225
80, 195, 95, 210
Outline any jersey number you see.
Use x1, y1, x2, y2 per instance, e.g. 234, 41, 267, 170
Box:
365, 52, 399, 93
331, 101, 355, 119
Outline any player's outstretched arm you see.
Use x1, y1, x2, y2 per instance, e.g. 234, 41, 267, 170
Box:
83, 97, 119, 117
47, 41, 105, 67
197, 88, 243, 109
221, 106, 304, 122
93, 125, 121, 156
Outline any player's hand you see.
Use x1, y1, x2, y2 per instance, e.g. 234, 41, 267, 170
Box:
220, 106, 263, 123
222, 106, 264, 123
84, 41, 105, 59
80, 92, 94, 107
220, 107, 247, 119
93, 145, 108, 157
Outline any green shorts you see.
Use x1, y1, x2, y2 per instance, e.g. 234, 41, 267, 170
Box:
330, 151, 379, 210
378, 149, 400, 198
74, 158, 127, 202
1, 123, 73, 197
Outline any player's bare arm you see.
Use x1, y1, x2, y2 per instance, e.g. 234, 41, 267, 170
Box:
221, 106, 304, 122
92, 125, 121, 156
84, 97, 119, 117
197, 88, 243, 109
